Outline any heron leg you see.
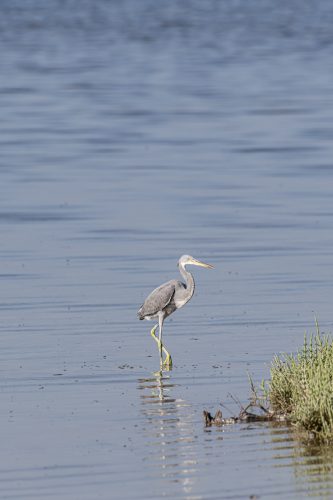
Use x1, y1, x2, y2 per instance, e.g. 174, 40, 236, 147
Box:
150, 322, 173, 370
164, 351, 173, 369
150, 325, 168, 358
158, 314, 164, 367
158, 314, 173, 370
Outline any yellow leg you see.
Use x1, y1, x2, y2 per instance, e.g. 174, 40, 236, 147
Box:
150, 325, 173, 370
163, 352, 173, 369
150, 325, 168, 357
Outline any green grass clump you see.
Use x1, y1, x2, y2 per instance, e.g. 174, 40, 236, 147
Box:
268, 331, 333, 441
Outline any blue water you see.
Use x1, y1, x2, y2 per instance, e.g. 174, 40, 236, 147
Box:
1, 1, 333, 498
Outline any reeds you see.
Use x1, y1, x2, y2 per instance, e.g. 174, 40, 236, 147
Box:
266, 326, 333, 442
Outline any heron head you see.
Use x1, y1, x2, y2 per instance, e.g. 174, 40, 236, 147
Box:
178, 255, 213, 269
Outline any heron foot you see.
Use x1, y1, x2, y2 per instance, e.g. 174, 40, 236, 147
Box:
163, 353, 173, 369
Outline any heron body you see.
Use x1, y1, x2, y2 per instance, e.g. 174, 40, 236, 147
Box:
138, 254, 213, 369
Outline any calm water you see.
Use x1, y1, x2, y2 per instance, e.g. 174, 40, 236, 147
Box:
1, 1, 333, 498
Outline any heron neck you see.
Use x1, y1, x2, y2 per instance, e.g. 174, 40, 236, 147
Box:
179, 263, 195, 295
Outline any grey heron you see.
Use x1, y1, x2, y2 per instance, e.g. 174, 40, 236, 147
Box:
138, 255, 213, 369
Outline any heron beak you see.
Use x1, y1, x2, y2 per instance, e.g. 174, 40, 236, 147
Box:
190, 258, 214, 269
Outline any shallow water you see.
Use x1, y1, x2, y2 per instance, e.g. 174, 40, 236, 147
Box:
1, 1, 333, 498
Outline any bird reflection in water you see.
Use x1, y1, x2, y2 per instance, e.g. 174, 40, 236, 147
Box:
137, 371, 199, 498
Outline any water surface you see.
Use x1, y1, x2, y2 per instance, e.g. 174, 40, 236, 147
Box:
1, 1, 333, 498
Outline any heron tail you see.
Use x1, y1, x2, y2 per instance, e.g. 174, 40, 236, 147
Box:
137, 307, 145, 320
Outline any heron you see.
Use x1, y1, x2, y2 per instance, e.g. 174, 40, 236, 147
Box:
138, 255, 213, 369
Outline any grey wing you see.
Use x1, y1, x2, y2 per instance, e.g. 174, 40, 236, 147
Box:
138, 280, 176, 318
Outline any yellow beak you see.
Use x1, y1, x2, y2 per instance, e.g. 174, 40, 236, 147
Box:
190, 258, 214, 269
